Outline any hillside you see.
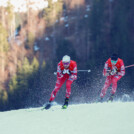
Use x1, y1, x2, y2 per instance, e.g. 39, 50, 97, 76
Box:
0, 102, 134, 134
0, 0, 134, 111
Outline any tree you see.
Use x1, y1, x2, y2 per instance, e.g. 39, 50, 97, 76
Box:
9, 75, 18, 94
25, 32, 35, 49
56, 39, 76, 62
6, 1, 15, 39
0, 23, 9, 78
43, 0, 63, 26
110, 0, 134, 90
89, 0, 107, 66
0, 23, 9, 52
31, 57, 39, 71
7, 57, 41, 109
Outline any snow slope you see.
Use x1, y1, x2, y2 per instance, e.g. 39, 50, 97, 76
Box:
0, 102, 134, 134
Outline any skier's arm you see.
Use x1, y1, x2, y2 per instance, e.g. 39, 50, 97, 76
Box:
69, 64, 77, 81
117, 61, 125, 76
57, 63, 63, 78
103, 61, 110, 76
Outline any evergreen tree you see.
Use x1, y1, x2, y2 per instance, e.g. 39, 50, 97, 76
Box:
8, 57, 41, 109
17, 57, 32, 89
110, 0, 130, 54
110, 0, 134, 90
56, 39, 76, 62
6, 1, 15, 38
0, 23, 9, 52
0, 23, 9, 77
9, 75, 18, 94
44, 0, 63, 26
25, 32, 35, 49
89, 0, 107, 66
31, 57, 39, 71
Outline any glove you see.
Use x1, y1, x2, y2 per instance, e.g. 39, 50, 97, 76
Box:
62, 69, 71, 75
110, 68, 117, 75
57, 73, 63, 78
103, 67, 111, 76
69, 75, 77, 81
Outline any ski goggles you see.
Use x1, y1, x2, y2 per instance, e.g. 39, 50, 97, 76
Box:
63, 62, 70, 66
111, 60, 117, 64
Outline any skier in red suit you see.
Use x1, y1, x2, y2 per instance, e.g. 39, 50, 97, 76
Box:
45, 55, 77, 109
99, 54, 125, 102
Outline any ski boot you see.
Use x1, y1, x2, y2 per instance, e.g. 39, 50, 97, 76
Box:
108, 94, 114, 102
44, 101, 52, 110
62, 98, 69, 109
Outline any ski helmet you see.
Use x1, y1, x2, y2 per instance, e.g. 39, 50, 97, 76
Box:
62, 55, 71, 63
111, 53, 118, 64
111, 53, 118, 61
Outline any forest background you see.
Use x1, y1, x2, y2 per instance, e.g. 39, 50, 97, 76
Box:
0, 0, 134, 111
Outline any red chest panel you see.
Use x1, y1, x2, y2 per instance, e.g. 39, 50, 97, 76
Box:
107, 58, 122, 71
59, 60, 76, 71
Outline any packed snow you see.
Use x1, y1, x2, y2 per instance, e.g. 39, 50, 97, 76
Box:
0, 102, 134, 134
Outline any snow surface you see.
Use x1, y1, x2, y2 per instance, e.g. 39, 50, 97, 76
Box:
0, 102, 134, 134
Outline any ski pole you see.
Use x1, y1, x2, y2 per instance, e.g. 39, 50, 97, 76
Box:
107, 64, 134, 72
54, 69, 91, 75
125, 64, 134, 69
76, 69, 91, 72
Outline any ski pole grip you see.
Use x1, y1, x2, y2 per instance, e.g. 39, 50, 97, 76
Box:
88, 69, 91, 72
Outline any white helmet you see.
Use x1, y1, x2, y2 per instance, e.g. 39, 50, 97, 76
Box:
62, 55, 70, 63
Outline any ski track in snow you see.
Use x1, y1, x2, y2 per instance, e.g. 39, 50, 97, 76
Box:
0, 102, 134, 134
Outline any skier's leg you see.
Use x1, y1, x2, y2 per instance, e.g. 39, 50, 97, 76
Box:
111, 75, 122, 95
107, 76, 122, 102
65, 79, 73, 99
49, 77, 66, 102
45, 77, 66, 109
62, 80, 73, 109
100, 76, 112, 98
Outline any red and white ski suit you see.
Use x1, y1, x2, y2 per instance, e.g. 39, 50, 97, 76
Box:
49, 60, 77, 101
100, 58, 125, 98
